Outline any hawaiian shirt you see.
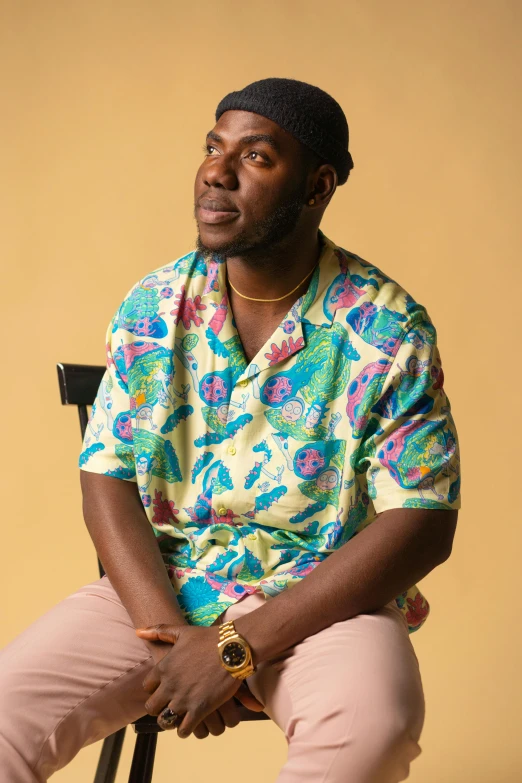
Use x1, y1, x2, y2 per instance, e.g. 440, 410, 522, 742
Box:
78, 229, 461, 633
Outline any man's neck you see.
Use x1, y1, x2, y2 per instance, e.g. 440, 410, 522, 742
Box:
224, 227, 322, 303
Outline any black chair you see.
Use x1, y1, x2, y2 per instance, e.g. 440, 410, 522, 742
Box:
57, 362, 270, 783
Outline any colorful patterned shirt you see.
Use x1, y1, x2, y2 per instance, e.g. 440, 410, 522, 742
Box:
78, 229, 461, 633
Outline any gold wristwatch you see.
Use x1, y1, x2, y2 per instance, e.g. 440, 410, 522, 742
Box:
217, 620, 256, 679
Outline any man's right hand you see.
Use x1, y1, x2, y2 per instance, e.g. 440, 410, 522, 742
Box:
188, 682, 265, 739
144, 638, 264, 738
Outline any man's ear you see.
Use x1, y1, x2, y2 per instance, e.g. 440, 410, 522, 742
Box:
312, 164, 337, 208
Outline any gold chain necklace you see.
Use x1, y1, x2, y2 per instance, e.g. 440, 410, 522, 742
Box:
227, 263, 318, 303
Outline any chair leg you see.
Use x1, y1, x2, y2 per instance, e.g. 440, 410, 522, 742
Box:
128, 733, 158, 783
94, 727, 126, 783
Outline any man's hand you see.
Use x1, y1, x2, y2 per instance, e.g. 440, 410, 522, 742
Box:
136, 623, 264, 739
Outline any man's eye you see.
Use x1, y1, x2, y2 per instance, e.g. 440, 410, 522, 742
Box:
202, 144, 217, 155
246, 151, 265, 161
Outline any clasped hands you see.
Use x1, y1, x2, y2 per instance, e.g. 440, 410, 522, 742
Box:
135, 623, 264, 739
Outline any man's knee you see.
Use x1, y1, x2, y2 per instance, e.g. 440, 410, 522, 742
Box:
287, 687, 424, 782
356, 713, 424, 780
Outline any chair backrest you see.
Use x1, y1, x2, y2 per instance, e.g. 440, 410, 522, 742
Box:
57, 362, 106, 578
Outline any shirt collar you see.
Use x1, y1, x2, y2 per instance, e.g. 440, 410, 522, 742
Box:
299, 229, 343, 328
200, 228, 344, 327
198, 230, 352, 376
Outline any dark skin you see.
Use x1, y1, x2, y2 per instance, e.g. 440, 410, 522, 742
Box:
133, 109, 458, 738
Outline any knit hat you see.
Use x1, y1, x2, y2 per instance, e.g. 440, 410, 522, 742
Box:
215, 77, 354, 185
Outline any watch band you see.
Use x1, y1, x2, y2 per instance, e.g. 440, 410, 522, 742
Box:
218, 620, 239, 645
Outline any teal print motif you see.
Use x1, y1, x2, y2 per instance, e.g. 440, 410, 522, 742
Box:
79, 442, 104, 466
236, 548, 265, 581
191, 452, 214, 483
176, 576, 223, 625
133, 430, 182, 484
116, 279, 176, 339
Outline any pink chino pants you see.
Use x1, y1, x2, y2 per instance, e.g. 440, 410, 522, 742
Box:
0, 574, 425, 782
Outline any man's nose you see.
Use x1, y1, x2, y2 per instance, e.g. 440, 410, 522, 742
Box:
203, 155, 238, 190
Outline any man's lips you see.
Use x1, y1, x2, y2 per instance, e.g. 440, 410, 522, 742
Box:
197, 198, 239, 225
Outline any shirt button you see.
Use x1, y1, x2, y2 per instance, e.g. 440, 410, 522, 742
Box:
228, 445, 237, 455
238, 379, 249, 387
218, 507, 227, 516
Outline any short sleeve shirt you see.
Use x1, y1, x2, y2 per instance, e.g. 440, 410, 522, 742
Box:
79, 229, 462, 633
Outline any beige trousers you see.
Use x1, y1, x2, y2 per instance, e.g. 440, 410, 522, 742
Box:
0, 574, 425, 782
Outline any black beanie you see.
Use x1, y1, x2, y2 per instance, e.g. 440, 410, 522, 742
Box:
215, 77, 354, 185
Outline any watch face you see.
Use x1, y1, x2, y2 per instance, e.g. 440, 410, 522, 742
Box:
222, 641, 247, 668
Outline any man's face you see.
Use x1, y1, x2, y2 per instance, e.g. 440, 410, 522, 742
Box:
194, 110, 310, 261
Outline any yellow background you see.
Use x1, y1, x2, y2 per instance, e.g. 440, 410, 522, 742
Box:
2, 1, 521, 781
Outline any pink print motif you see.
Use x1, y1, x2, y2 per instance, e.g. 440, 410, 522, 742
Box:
168, 565, 196, 580
431, 362, 445, 393
265, 336, 304, 365
207, 294, 228, 336
170, 284, 207, 329
105, 341, 116, 370
202, 260, 220, 295
122, 341, 156, 373
328, 277, 365, 310
151, 488, 180, 525
406, 465, 430, 482
405, 591, 430, 628
114, 413, 132, 440
209, 507, 241, 525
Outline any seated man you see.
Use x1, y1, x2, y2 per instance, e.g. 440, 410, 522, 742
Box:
0, 77, 461, 783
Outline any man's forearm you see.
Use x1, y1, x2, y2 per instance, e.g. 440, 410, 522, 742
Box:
235, 508, 458, 667
79, 471, 187, 638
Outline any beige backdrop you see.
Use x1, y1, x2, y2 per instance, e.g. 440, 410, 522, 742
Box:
2, 1, 521, 781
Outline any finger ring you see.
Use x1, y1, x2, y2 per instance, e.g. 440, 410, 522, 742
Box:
158, 707, 179, 730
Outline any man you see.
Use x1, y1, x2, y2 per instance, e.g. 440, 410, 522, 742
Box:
0, 78, 461, 782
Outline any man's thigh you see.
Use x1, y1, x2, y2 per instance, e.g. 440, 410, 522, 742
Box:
220, 595, 426, 783
0, 575, 154, 781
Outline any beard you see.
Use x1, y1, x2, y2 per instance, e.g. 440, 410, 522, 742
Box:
194, 175, 308, 269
